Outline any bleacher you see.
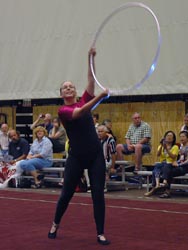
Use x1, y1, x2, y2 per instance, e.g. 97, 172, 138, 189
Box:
17, 158, 188, 193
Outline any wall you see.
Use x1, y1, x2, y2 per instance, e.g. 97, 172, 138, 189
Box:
0, 0, 188, 99
0, 107, 16, 129
33, 105, 59, 121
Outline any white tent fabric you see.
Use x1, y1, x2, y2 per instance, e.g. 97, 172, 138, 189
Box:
0, 0, 187, 100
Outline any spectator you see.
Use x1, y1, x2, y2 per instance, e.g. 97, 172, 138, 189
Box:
97, 125, 116, 174
85, 125, 116, 192
144, 130, 179, 197
159, 131, 188, 198
116, 112, 151, 172
30, 113, 53, 134
49, 117, 66, 153
8, 130, 30, 164
92, 113, 99, 128
0, 130, 30, 188
180, 113, 188, 132
19, 126, 53, 188
102, 119, 116, 141
0, 123, 9, 156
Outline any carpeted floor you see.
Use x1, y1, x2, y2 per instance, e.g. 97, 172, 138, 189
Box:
0, 190, 188, 250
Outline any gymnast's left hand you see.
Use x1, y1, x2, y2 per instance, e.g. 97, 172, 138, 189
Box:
101, 88, 110, 98
89, 47, 96, 57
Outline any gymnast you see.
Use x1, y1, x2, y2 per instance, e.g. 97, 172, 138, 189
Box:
48, 48, 110, 245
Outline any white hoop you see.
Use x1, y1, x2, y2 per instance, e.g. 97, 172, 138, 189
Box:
90, 2, 161, 96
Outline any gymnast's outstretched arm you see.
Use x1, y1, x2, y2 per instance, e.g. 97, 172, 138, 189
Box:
72, 89, 109, 120
86, 47, 96, 97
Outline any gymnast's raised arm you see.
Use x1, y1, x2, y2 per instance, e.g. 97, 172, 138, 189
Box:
72, 88, 109, 120
86, 47, 96, 97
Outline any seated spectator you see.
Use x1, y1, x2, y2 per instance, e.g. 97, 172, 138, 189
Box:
84, 125, 116, 192
0, 130, 30, 188
19, 126, 53, 188
102, 119, 116, 141
97, 125, 116, 175
0, 123, 9, 156
92, 113, 99, 128
144, 130, 179, 197
159, 130, 188, 198
8, 130, 30, 164
49, 117, 66, 153
180, 113, 188, 132
116, 112, 151, 172
30, 113, 53, 134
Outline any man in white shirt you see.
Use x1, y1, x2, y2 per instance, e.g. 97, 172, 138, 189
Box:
0, 123, 9, 156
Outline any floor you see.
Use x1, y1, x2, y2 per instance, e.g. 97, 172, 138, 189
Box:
1, 185, 188, 250
5, 183, 188, 204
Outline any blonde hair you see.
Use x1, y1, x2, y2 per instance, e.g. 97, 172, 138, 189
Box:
34, 126, 48, 138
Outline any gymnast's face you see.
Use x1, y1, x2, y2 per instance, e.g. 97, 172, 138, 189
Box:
60, 81, 77, 100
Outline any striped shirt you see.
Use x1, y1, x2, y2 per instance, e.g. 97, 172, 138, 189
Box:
101, 136, 116, 163
125, 121, 151, 145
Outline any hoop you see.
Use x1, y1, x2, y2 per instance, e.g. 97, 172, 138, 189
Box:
90, 2, 161, 96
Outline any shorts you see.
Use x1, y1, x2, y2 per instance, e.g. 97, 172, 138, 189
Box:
122, 144, 151, 155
